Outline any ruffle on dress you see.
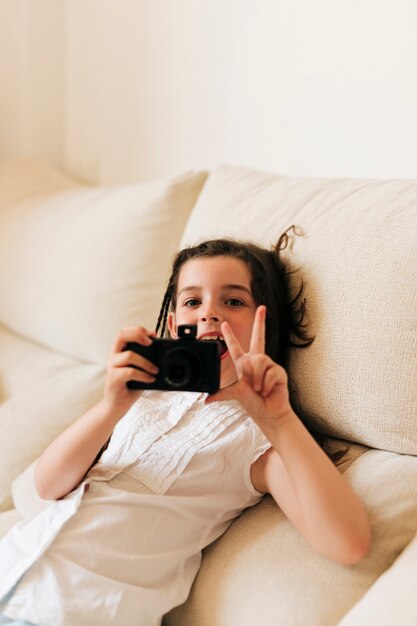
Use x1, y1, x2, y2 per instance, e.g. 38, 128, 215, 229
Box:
92, 391, 250, 494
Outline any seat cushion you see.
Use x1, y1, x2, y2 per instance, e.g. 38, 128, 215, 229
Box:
180, 166, 417, 454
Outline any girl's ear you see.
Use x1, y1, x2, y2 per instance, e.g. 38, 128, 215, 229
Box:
167, 312, 178, 338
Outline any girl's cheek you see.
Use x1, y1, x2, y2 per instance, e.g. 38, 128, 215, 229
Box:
179, 309, 196, 323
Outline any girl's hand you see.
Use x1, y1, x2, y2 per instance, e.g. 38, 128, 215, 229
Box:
206, 306, 294, 430
103, 326, 159, 418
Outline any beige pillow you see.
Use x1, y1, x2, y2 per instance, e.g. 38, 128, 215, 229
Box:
0, 324, 105, 512
164, 447, 417, 626
0, 160, 208, 363
337, 530, 417, 625
0, 509, 23, 541
11, 460, 49, 520
180, 166, 417, 454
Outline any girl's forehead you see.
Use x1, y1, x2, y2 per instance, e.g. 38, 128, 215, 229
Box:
177, 256, 252, 286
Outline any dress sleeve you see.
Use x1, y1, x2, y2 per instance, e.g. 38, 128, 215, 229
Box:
242, 420, 271, 499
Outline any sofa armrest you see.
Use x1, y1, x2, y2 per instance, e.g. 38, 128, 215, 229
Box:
337, 531, 417, 625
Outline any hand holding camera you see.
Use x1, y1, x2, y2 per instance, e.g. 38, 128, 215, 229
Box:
104, 324, 220, 420
103, 325, 160, 418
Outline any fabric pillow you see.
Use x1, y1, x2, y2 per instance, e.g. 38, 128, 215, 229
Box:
337, 530, 417, 625
180, 166, 417, 454
0, 509, 23, 541
0, 323, 105, 512
164, 447, 417, 626
0, 160, 207, 363
11, 461, 49, 521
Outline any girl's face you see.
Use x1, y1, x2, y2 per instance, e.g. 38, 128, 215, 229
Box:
167, 256, 257, 389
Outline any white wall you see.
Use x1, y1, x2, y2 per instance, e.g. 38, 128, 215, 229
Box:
0, 0, 66, 167
1, 0, 417, 183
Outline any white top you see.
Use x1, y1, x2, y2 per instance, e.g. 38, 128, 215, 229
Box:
0, 391, 270, 626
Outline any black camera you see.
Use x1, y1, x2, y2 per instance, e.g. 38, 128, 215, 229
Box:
125, 325, 220, 394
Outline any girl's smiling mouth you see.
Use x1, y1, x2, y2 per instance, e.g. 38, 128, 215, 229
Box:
199, 333, 229, 359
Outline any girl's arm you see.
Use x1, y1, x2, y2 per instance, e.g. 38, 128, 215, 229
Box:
250, 415, 371, 565
35, 399, 121, 501
206, 306, 371, 565
35, 326, 159, 501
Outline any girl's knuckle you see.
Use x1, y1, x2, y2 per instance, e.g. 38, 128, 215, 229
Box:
111, 356, 119, 368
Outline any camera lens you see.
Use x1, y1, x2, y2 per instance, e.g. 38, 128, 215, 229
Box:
162, 348, 200, 388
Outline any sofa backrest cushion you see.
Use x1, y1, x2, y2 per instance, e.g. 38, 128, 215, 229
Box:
0, 160, 207, 363
180, 165, 417, 454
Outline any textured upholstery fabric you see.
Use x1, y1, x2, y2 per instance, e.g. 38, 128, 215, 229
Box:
0, 161, 208, 363
180, 166, 417, 454
0, 324, 104, 512
11, 462, 49, 521
0, 509, 22, 540
337, 531, 417, 625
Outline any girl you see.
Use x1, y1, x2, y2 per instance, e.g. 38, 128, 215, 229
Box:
0, 231, 371, 626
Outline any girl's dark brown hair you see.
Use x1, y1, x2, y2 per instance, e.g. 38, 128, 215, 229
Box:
156, 226, 313, 367
156, 226, 349, 466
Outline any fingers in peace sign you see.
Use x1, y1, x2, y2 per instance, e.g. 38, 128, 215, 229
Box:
206, 305, 290, 425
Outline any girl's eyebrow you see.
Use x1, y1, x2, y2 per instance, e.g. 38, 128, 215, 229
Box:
178, 284, 253, 297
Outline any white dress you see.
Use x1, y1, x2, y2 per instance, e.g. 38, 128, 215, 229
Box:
0, 391, 270, 626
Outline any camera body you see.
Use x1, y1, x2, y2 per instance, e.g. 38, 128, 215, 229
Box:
125, 325, 220, 394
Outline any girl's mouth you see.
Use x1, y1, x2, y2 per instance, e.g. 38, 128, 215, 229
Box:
219, 340, 229, 359
200, 335, 228, 359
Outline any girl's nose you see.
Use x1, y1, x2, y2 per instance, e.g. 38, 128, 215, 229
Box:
200, 314, 220, 322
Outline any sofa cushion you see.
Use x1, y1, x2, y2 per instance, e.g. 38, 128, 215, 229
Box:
11, 461, 50, 521
0, 160, 207, 363
0, 509, 23, 541
337, 530, 417, 626
180, 165, 417, 454
0, 323, 105, 512
164, 446, 417, 626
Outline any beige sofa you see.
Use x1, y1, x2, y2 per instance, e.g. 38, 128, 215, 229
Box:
0, 160, 416, 625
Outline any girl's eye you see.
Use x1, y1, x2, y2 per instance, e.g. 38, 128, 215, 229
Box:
184, 298, 200, 307
226, 298, 244, 307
